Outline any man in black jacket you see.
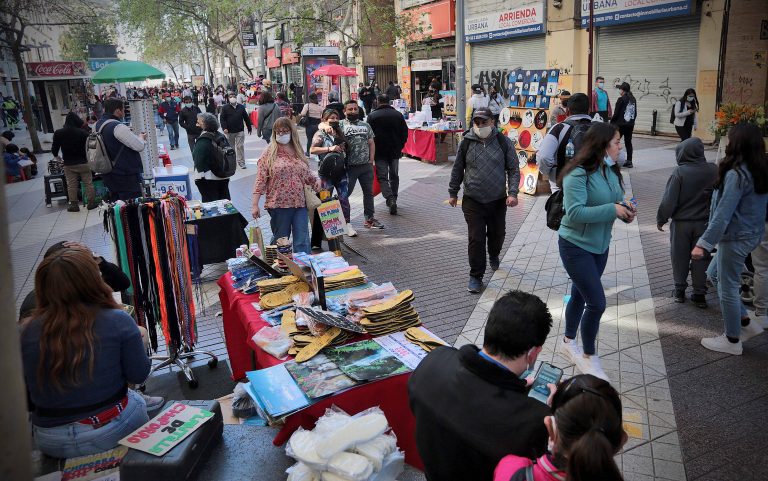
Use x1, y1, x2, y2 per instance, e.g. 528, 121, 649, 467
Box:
367, 95, 408, 214
179, 96, 202, 154
409, 290, 553, 481
52, 112, 95, 212
219, 93, 252, 169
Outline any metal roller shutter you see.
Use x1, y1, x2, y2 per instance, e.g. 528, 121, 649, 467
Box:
471, 36, 546, 87
596, 14, 700, 135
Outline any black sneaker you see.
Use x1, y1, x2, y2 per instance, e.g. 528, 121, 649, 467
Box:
673, 289, 685, 303
489, 256, 500, 271
691, 294, 708, 309
364, 218, 385, 229
67, 202, 80, 213
86, 201, 98, 211
624, 163, 634, 168
467, 276, 482, 293
389, 200, 397, 215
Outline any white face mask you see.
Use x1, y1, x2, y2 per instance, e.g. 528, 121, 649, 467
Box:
604, 154, 615, 167
473, 125, 493, 139
686, 96, 695, 102
229, 98, 237, 104
276, 133, 291, 145
597, 82, 605, 88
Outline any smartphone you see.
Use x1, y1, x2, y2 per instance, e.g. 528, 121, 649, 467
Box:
528, 362, 564, 404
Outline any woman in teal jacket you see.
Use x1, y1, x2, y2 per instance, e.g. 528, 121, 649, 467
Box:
556, 122, 636, 381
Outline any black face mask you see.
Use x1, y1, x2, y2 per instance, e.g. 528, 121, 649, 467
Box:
346, 113, 358, 122
328, 120, 340, 127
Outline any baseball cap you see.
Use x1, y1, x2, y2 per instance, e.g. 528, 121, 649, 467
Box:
616, 82, 631, 92
472, 107, 493, 121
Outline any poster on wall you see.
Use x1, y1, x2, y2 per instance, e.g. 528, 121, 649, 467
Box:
401, 67, 412, 108
439, 90, 456, 116
305, 57, 339, 103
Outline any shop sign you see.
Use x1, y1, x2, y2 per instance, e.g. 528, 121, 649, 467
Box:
411, 58, 442, 72
407, 0, 456, 42
580, 0, 692, 27
266, 48, 281, 69
242, 19, 257, 48
282, 48, 300, 65
88, 58, 117, 72
465, 2, 544, 43
367, 66, 376, 80
301, 46, 340, 57
26, 61, 87, 78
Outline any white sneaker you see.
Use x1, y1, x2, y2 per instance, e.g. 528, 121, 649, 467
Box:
345, 224, 358, 237
740, 320, 764, 342
580, 354, 610, 382
753, 314, 768, 329
140, 393, 166, 410
557, 337, 583, 366
701, 334, 743, 355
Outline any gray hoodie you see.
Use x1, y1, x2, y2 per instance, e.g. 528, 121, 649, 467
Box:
656, 137, 718, 224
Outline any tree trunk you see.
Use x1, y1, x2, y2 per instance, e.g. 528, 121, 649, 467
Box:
167, 62, 180, 84
12, 48, 42, 153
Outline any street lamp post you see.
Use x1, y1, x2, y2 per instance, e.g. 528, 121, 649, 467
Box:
455, 0, 466, 128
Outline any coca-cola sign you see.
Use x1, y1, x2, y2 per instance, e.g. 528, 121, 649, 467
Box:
26, 62, 87, 78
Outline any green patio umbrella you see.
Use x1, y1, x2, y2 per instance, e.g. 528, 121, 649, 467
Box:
91, 60, 166, 84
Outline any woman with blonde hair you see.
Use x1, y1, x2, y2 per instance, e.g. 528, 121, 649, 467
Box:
252, 117, 320, 254
20, 246, 152, 458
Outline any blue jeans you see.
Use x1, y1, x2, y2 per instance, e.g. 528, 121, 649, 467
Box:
321, 176, 351, 222
559, 237, 609, 355
166, 120, 180, 147
707, 237, 761, 337
33, 389, 149, 459
268, 207, 310, 255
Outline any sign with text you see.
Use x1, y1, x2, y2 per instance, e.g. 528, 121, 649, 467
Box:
301, 46, 340, 57
465, 2, 544, 43
242, 19, 257, 48
119, 403, 214, 456
191, 75, 205, 88
317, 199, 346, 238
411, 58, 442, 72
282, 47, 300, 65
580, 0, 692, 27
88, 58, 117, 72
26, 62, 87, 78
406, 0, 456, 42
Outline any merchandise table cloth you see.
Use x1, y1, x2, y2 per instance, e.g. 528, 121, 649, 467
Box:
186, 212, 248, 265
217, 273, 424, 470
401, 128, 462, 164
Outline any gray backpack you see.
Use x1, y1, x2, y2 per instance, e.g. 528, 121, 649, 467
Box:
86, 119, 118, 174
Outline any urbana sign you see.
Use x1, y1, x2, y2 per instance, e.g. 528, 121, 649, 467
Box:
26, 62, 87, 78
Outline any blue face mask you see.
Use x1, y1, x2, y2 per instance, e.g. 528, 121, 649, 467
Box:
604, 155, 615, 167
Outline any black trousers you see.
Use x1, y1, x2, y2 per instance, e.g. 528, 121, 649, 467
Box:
618, 124, 634, 164
675, 124, 693, 141
462, 196, 506, 279
195, 179, 231, 202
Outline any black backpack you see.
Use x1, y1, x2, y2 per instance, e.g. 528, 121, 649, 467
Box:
200, 131, 236, 178
318, 133, 347, 182
670, 100, 685, 124
555, 118, 591, 171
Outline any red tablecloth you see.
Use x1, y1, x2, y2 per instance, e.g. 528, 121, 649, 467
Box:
402, 129, 436, 162
217, 273, 424, 470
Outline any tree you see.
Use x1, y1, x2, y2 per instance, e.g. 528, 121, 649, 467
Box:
59, 20, 116, 61
0, 0, 99, 152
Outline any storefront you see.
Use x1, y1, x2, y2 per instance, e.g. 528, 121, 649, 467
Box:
301, 46, 341, 103
282, 47, 303, 87
266, 48, 283, 86
590, 0, 699, 135
466, 2, 546, 95
25, 61, 90, 133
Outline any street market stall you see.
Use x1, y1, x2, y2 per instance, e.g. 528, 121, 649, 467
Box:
401, 127, 462, 164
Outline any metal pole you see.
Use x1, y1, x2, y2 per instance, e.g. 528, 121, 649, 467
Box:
455, 0, 466, 129
587, 0, 594, 92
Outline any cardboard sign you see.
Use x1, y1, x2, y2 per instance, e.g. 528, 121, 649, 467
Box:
60, 446, 127, 481
317, 199, 346, 238
119, 403, 214, 456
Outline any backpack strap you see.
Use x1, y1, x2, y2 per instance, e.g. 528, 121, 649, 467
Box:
525, 465, 534, 481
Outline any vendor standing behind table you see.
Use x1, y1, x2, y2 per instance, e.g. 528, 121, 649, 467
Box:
193, 112, 232, 202
52, 111, 96, 212
96, 99, 147, 202
220, 92, 252, 169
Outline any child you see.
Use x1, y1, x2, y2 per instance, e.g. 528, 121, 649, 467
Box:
3, 143, 23, 182
656, 137, 718, 307
494, 374, 627, 481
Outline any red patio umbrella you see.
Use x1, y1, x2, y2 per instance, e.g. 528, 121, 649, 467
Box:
310, 64, 358, 77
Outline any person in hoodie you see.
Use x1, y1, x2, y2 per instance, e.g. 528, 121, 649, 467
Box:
656, 137, 717, 307
178, 95, 202, 153
52, 112, 96, 212
449, 107, 520, 293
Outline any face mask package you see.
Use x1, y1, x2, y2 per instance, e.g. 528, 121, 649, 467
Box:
285, 407, 404, 481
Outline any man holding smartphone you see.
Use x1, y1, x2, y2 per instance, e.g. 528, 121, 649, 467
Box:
408, 290, 553, 481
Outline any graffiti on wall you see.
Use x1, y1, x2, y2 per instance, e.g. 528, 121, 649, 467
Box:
475, 69, 511, 97
612, 75, 676, 105
722, 73, 757, 105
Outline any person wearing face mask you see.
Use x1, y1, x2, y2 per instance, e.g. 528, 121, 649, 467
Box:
494, 374, 627, 481
448, 107, 520, 293
556, 122, 635, 381
589, 76, 612, 121
158, 94, 181, 150
193, 112, 232, 202
178, 96, 202, 154
488, 86, 504, 123
672, 88, 699, 141
409, 290, 553, 481
220, 93, 252, 169
468, 84, 489, 122
95, 99, 147, 201
252, 117, 320, 255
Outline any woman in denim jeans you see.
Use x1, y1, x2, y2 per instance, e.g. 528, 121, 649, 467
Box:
20, 246, 152, 458
692, 124, 768, 355
556, 123, 636, 381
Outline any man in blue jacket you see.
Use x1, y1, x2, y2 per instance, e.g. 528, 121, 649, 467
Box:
96, 99, 147, 201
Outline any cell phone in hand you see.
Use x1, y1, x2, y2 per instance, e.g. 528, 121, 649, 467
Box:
528, 362, 563, 404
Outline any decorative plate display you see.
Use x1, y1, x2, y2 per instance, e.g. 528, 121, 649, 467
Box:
518, 129, 532, 149
499, 108, 511, 126
507, 128, 519, 146
534, 111, 548, 130
518, 150, 529, 168
532, 131, 544, 150
522, 110, 534, 128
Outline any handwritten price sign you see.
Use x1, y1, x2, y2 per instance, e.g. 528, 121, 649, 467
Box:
119, 403, 214, 456
317, 199, 346, 238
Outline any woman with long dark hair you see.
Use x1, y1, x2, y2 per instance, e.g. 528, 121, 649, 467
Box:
610, 82, 637, 168
556, 122, 635, 381
494, 374, 627, 481
693, 124, 768, 355
672, 88, 699, 141
21, 246, 152, 458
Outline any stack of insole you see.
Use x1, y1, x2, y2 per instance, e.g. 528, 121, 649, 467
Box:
359, 290, 421, 336
265, 245, 279, 265
324, 269, 367, 291
282, 311, 354, 359
257, 275, 301, 295
404, 327, 446, 352
260, 282, 311, 310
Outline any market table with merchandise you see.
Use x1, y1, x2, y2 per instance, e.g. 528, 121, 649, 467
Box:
186, 211, 249, 265
401, 128, 462, 164
216, 273, 424, 470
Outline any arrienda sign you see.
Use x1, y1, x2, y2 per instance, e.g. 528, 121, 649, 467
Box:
465, 2, 545, 43
26, 62, 87, 78
580, 0, 692, 27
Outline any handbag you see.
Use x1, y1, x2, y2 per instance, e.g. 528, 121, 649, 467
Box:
305, 185, 321, 211
544, 190, 564, 231
298, 116, 308, 127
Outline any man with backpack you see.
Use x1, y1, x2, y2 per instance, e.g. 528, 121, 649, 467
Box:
537, 93, 593, 193
193, 112, 235, 201
93, 99, 147, 201
449, 107, 519, 293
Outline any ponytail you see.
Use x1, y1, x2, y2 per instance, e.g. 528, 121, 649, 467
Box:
566, 430, 623, 481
